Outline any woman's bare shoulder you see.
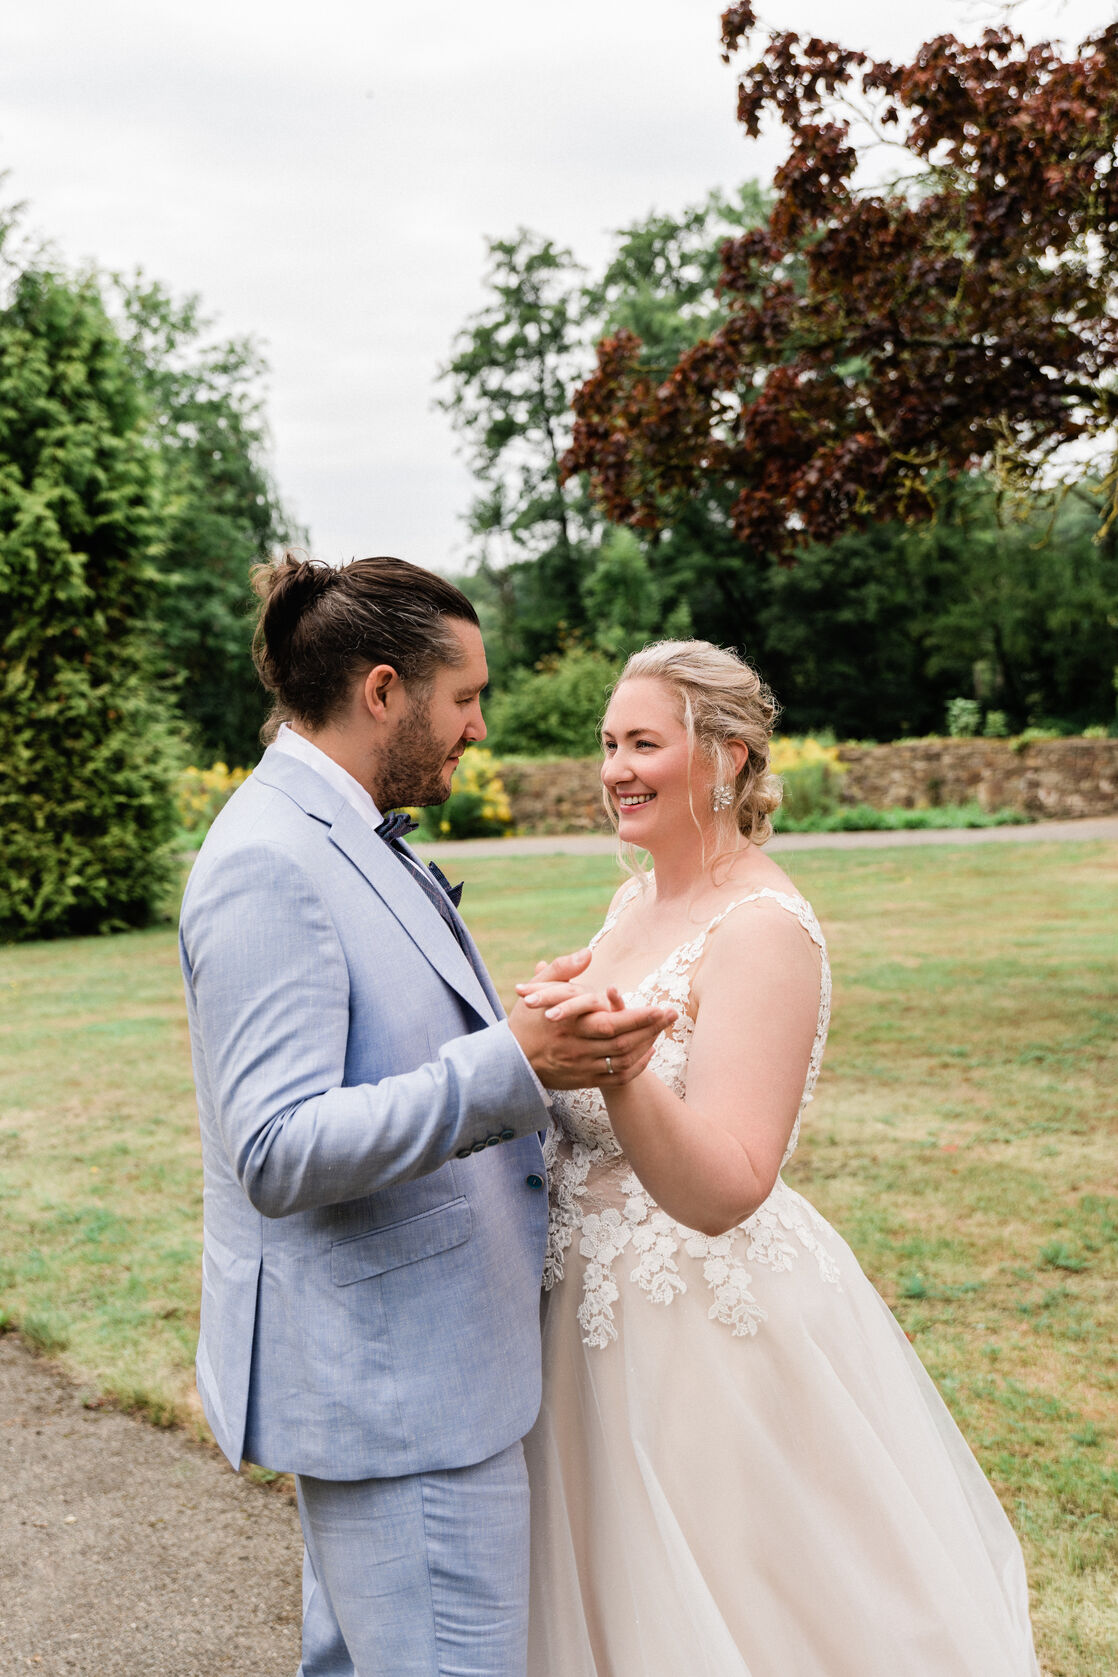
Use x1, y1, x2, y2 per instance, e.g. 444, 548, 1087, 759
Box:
694, 883, 821, 1003
713, 845, 801, 905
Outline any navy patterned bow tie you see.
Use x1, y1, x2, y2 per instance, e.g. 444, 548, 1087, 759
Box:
375, 810, 419, 843
427, 859, 464, 909
375, 810, 464, 908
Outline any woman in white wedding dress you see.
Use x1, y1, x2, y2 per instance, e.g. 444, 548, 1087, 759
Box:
519, 641, 1040, 1677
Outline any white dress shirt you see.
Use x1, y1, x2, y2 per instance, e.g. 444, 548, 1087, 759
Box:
272, 723, 384, 834
272, 722, 448, 907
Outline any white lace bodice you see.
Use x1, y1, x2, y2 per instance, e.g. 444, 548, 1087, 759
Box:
543, 881, 840, 1347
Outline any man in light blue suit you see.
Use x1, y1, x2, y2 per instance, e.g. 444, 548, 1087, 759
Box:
179, 554, 672, 1677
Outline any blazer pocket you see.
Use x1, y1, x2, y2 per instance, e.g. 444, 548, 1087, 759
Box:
330, 1197, 472, 1286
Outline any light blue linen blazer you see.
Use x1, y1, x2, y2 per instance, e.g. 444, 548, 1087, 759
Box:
179, 745, 550, 1480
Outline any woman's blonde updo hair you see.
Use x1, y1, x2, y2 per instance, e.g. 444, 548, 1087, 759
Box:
610, 639, 783, 850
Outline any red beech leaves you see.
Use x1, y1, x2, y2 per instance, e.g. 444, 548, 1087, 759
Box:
567, 13, 1118, 553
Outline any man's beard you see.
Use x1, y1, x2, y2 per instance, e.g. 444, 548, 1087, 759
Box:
377, 698, 460, 811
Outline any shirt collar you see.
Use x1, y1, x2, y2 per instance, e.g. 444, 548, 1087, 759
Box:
272, 723, 384, 836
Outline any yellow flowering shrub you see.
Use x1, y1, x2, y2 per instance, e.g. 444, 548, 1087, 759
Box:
176, 762, 252, 836
415, 749, 514, 840
769, 736, 843, 778
769, 737, 846, 825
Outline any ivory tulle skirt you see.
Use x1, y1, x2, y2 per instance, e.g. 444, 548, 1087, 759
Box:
524, 1183, 1040, 1677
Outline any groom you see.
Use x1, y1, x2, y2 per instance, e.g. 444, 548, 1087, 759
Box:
178, 553, 672, 1677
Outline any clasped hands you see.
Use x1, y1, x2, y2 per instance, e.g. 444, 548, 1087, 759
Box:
508, 949, 675, 1090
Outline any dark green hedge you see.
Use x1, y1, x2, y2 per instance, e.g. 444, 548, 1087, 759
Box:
0, 264, 181, 940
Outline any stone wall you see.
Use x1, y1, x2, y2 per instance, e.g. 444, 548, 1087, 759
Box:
835, 738, 1118, 819
495, 739, 1118, 832
497, 759, 613, 835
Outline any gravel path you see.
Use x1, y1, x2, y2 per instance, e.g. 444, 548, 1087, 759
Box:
0, 1335, 301, 1676
417, 812, 1118, 858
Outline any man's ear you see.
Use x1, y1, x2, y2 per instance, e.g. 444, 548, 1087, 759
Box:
362, 663, 401, 721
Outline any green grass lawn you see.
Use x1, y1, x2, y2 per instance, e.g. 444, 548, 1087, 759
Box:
1, 840, 1115, 1674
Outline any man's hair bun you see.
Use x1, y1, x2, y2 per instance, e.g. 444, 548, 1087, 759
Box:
251, 554, 338, 692
248, 550, 479, 743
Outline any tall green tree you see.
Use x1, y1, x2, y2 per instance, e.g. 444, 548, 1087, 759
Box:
589, 182, 769, 368
114, 278, 295, 764
443, 193, 773, 676
759, 479, 1118, 738
438, 231, 597, 671
586, 184, 772, 653
0, 250, 182, 940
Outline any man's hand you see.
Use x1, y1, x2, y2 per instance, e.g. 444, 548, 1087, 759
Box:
507, 949, 676, 1090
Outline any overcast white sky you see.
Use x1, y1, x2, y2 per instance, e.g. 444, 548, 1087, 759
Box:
2, 0, 1111, 572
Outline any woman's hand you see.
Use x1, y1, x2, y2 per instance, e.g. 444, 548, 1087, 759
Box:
515, 944, 628, 1022
514, 978, 628, 1021
514, 980, 662, 1088
508, 952, 676, 1089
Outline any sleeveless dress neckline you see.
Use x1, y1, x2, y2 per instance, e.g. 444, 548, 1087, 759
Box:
586, 875, 819, 1003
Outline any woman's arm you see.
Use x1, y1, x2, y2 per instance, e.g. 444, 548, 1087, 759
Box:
598, 900, 821, 1235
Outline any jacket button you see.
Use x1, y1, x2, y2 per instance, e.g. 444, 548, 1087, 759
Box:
455, 1147, 472, 1159
526, 1173, 544, 1190
500, 1127, 515, 1141
486, 1134, 501, 1147
471, 1139, 488, 1154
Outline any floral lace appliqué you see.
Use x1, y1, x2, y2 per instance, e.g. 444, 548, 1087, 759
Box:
543, 886, 839, 1349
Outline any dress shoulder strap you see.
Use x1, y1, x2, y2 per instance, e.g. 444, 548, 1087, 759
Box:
703, 887, 826, 954
647, 888, 826, 996
587, 876, 645, 950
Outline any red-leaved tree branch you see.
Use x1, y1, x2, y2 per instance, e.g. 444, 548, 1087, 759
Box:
564, 8, 1118, 554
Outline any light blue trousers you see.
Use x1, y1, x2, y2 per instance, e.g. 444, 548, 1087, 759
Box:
295, 1441, 530, 1677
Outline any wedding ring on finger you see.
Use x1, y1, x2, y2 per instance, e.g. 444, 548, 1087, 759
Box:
605, 1055, 613, 1076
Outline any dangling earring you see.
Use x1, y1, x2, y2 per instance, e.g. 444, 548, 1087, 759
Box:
712, 784, 734, 812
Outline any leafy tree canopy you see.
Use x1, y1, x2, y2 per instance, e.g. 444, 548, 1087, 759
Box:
113, 276, 295, 764
442, 192, 771, 675
444, 62, 1118, 748
567, 7, 1118, 555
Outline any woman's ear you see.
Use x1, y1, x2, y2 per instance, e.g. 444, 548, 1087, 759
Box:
727, 738, 749, 777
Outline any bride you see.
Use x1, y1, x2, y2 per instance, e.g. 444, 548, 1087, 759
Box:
518, 641, 1040, 1677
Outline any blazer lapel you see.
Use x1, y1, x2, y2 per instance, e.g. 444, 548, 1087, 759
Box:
330, 811, 497, 1022
395, 837, 506, 1020
253, 748, 497, 1023
449, 908, 505, 1018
